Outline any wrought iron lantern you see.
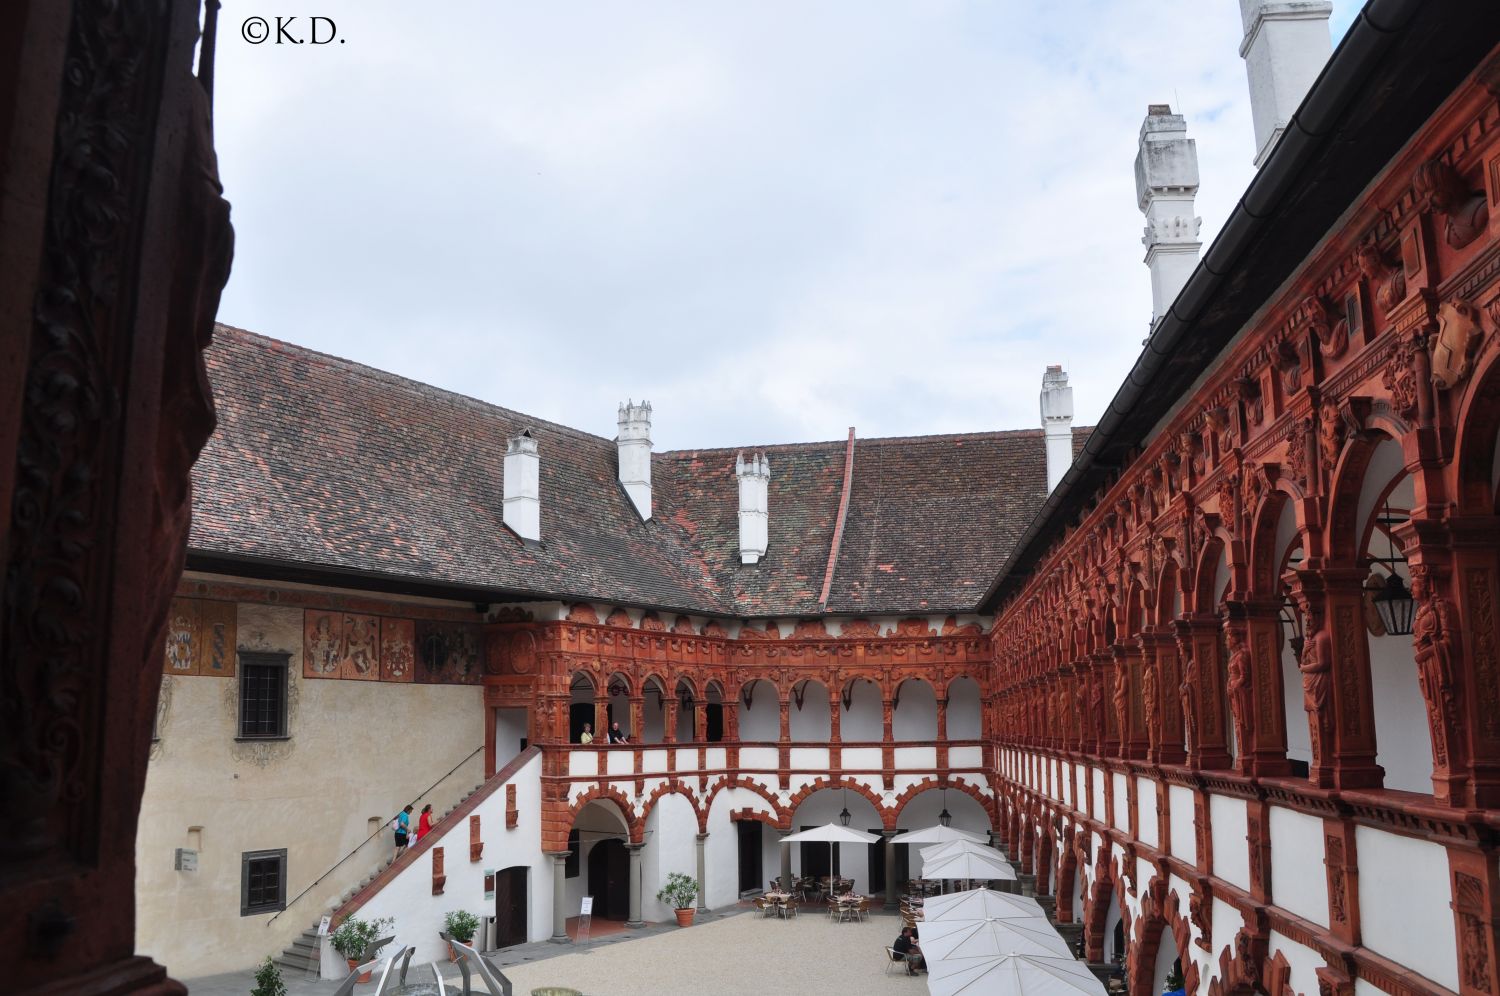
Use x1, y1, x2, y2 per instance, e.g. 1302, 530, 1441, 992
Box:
1372, 571, 1415, 637
1371, 501, 1415, 637
939, 788, 952, 827
838, 789, 851, 827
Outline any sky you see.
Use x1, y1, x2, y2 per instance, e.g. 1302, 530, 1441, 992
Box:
212, 2, 1361, 452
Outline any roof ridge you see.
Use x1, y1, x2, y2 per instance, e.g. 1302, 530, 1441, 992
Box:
212, 323, 614, 447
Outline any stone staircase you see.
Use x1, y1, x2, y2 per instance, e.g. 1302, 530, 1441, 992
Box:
271, 777, 490, 974
271, 746, 540, 975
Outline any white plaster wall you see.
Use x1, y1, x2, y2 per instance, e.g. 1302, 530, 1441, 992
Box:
789, 682, 832, 741
841, 747, 881, 770
1268, 806, 1327, 927
841, 679, 884, 741
642, 792, 699, 922
1357, 825, 1457, 990
1280, 637, 1312, 767
1092, 771, 1107, 823
1152, 923, 1181, 991
894, 680, 938, 741
737, 680, 779, 741
326, 754, 546, 973
738, 746, 778, 771
1205, 898, 1245, 992
1170, 786, 1194, 864
135, 602, 485, 979
1208, 794, 1249, 892
1112, 772, 1129, 831
640, 690, 665, 743
495, 708, 528, 770
1369, 629, 1434, 794
704, 788, 777, 907
1269, 931, 1326, 996
948, 745, 982, 768
1136, 777, 1158, 848
788, 790, 883, 895
897, 790, 990, 843
563, 802, 631, 919
947, 677, 983, 739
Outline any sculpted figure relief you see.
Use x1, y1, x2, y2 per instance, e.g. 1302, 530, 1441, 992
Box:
1356, 238, 1406, 312
1112, 656, 1130, 742
1225, 628, 1252, 757
1412, 569, 1459, 768
1178, 638, 1198, 754
1142, 659, 1160, 754
1298, 625, 1332, 767
1414, 158, 1489, 249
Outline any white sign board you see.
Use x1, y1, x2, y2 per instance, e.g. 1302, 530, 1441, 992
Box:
173, 847, 198, 872
317, 915, 332, 936
580, 896, 594, 916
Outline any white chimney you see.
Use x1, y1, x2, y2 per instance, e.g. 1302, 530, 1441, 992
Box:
736, 452, 770, 565
1135, 105, 1202, 327
503, 430, 540, 543
616, 400, 653, 520
1238, 0, 1333, 168
1040, 366, 1074, 493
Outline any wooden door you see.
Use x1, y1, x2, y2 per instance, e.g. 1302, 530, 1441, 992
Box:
736, 820, 762, 893
494, 866, 527, 948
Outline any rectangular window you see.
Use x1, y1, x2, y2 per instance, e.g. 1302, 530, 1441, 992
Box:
238, 652, 289, 739
241, 848, 287, 915
566, 828, 580, 879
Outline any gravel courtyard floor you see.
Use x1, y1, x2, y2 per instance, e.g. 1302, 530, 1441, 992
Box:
477, 910, 925, 996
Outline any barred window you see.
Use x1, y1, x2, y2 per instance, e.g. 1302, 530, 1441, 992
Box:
241, 848, 287, 915
238, 652, 289, 739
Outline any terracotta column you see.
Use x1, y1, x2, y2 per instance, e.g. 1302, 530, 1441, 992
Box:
595, 695, 609, 740
779, 693, 791, 743
1289, 568, 1382, 789
663, 698, 677, 744
629, 695, 644, 743
829, 694, 842, 742
1448, 514, 1500, 807
1175, 616, 1232, 769
1223, 602, 1291, 777
1142, 628, 1185, 765
694, 701, 707, 744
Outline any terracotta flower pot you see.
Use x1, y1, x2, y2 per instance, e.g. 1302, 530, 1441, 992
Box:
674, 908, 695, 927
347, 959, 372, 983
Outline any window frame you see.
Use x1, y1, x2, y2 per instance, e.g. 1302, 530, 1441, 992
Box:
237, 651, 291, 740
240, 847, 288, 916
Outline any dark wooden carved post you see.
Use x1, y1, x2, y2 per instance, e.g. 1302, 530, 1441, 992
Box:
1291, 567, 1383, 790
1, 0, 233, 989
1176, 615, 1231, 769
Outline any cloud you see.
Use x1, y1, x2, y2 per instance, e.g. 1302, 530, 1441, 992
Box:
212, 1, 1360, 449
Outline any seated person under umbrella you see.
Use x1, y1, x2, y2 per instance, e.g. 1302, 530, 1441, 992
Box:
893, 926, 925, 975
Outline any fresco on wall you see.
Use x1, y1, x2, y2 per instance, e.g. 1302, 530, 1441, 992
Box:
380, 617, 415, 682
163, 597, 237, 675
341, 613, 380, 680
304, 610, 343, 678
165, 598, 198, 674
415, 621, 483, 684
200, 600, 238, 676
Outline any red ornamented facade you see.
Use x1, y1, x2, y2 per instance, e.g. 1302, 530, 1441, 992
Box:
988, 40, 1500, 996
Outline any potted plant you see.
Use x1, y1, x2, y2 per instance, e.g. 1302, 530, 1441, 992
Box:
330, 915, 392, 981
442, 909, 481, 960
1163, 966, 1186, 995
250, 956, 287, 996
656, 871, 700, 927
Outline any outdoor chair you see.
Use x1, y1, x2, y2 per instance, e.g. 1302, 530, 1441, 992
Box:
885, 947, 910, 976
853, 898, 870, 922
754, 897, 775, 918
781, 899, 798, 919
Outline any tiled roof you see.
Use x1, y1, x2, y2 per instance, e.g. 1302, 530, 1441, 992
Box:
190, 325, 1087, 616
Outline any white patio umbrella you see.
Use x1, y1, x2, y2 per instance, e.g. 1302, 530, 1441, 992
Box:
917, 838, 1001, 863
891, 824, 988, 846
778, 823, 880, 844
926, 952, 1107, 996
924, 888, 1047, 923
920, 915, 1075, 961
921, 846, 1017, 883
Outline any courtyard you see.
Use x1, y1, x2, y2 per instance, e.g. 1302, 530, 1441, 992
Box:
186, 908, 927, 996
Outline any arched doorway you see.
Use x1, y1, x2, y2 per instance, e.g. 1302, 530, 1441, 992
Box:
569, 799, 632, 923
569, 672, 596, 743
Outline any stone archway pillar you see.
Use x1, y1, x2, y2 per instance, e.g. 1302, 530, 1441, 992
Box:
548, 850, 572, 942
695, 833, 709, 912
883, 831, 899, 910
779, 830, 794, 890
625, 843, 646, 928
